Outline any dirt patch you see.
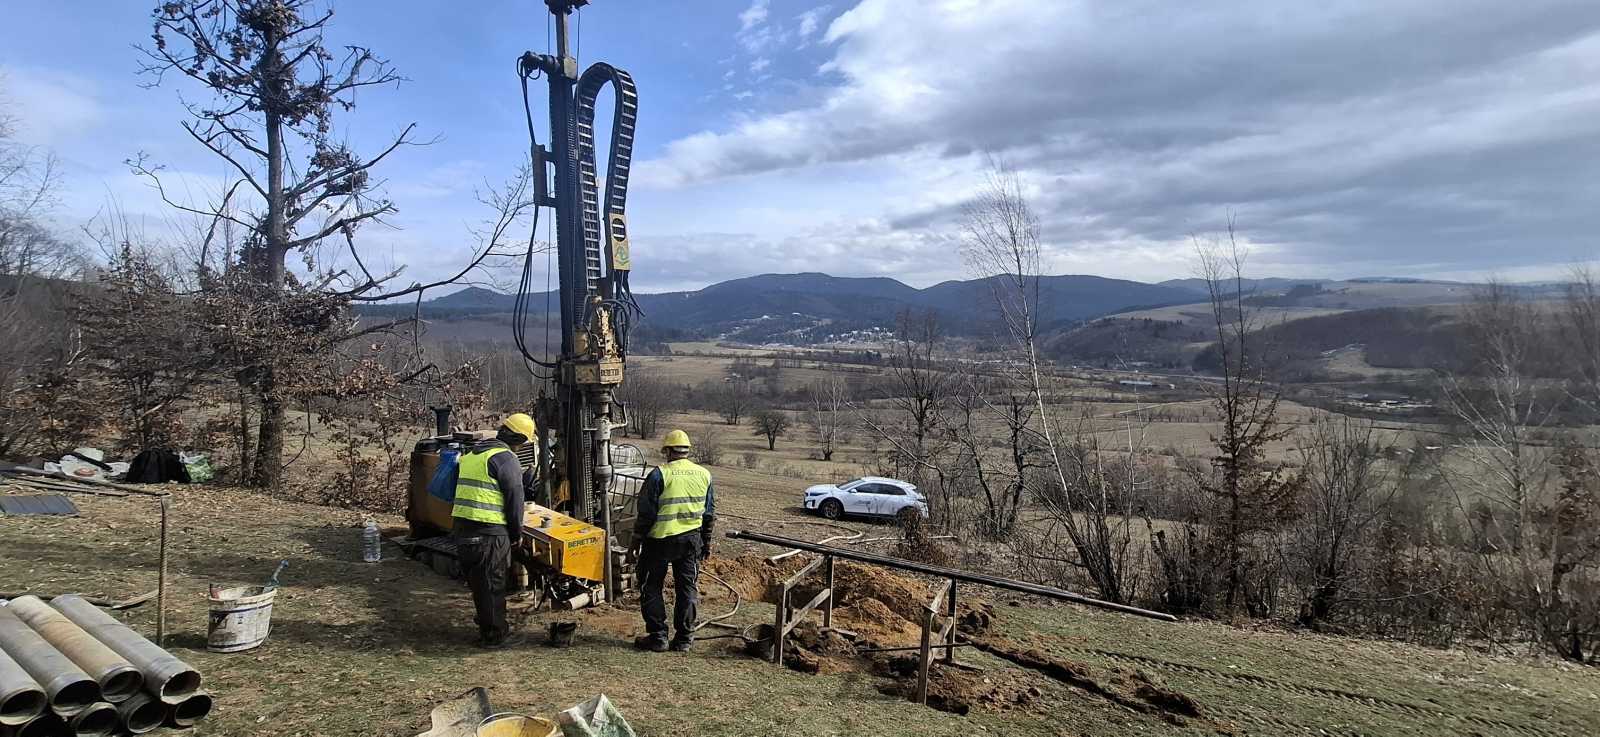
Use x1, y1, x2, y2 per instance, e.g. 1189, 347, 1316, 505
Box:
702, 553, 995, 648
834, 597, 922, 645
742, 621, 861, 675
974, 636, 1208, 726
874, 660, 1046, 716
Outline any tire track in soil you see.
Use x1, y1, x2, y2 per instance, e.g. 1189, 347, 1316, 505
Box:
1046, 643, 1572, 737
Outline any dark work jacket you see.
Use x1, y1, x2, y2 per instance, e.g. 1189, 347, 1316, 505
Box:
451, 440, 525, 538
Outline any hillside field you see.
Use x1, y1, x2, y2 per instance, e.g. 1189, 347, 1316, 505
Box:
3, 462, 1596, 736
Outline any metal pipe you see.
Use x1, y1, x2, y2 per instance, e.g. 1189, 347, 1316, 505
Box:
62, 701, 116, 737
165, 690, 211, 728
115, 692, 163, 735
3, 597, 141, 703
724, 530, 1179, 622
48, 596, 199, 705
0, 642, 44, 722
0, 645, 45, 726
432, 405, 452, 437
0, 608, 99, 715
13, 711, 68, 737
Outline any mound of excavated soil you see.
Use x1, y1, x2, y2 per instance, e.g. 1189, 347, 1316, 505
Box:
702, 553, 995, 649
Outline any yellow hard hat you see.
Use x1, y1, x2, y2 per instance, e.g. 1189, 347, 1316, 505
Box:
661, 429, 692, 450
501, 413, 537, 441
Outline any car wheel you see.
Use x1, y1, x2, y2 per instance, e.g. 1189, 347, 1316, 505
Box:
820, 499, 844, 520
895, 506, 922, 525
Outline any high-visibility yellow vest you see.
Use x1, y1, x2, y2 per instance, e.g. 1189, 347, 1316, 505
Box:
648, 458, 711, 539
452, 446, 510, 525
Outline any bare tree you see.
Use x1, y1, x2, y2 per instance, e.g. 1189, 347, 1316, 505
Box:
0, 91, 79, 279
752, 408, 791, 451
136, 1, 522, 488
1292, 415, 1396, 626
615, 369, 675, 440
960, 160, 1144, 601
709, 378, 753, 426
881, 309, 951, 483
805, 367, 850, 461
945, 370, 1039, 539
1439, 282, 1556, 554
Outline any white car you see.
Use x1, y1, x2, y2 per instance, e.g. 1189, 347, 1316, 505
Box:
802, 477, 928, 521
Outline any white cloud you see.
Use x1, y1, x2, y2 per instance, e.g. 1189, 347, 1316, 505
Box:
749, 57, 771, 74
637, 0, 1600, 279
735, 0, 789, 54
797, 5, 833, 40
738, 0, 769, 33
0, 65, 103, 146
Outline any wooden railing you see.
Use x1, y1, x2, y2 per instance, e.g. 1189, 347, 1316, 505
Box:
771, 554, 835, 666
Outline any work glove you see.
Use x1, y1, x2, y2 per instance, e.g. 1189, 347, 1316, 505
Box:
700, 541, 712, 561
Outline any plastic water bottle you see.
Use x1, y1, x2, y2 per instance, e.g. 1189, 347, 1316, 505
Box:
362, 519, 382, 563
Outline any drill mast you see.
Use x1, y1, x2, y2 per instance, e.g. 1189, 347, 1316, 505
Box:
520, 0, 640, 601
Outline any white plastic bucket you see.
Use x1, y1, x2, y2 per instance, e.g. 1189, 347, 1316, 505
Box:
205, 585, 277, 653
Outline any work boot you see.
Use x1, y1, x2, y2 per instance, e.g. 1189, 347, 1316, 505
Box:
669, 639, 693, 652
480, 632, 525, 650
634, 635, 669, 652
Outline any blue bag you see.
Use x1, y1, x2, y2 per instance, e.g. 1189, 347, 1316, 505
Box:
428, 449, 460, 502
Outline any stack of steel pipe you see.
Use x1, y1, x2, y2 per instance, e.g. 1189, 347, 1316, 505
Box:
0, 597, 208, 735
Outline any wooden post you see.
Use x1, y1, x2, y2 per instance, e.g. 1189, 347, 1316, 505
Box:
823, 554, 835, 630
916, 604, 934, 705
773, 585, 787, 665
157, 495, 170, 647
944, 579, 957, 665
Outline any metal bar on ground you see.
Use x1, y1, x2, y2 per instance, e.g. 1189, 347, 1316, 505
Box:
855, 642, 974, 654
726, 529, 1177, 622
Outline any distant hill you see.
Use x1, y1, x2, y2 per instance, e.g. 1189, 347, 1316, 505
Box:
362, 271, 1200, 345
1158, 277, 1333, 295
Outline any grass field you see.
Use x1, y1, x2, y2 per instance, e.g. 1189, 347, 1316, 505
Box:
4, 454, 1597, 736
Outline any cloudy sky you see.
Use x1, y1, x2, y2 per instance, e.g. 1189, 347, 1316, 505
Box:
4, 0, 1599, 291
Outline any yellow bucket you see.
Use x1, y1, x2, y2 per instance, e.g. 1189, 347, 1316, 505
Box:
477, 714, 559, 737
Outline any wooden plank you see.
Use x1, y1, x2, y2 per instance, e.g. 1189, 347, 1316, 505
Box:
772, 586, 787, 665
916, 605, 934, 705
781, 587, 831, 638
944, 580, 958, 665
0, 590, 157, 610
0, 465, 168, 496
2, 475, 129, 497
823, 555, 835, 630
782, 555, 825, 589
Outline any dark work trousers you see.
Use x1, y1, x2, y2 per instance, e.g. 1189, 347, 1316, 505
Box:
456, 533, 511, 643
637, 532, 703, 645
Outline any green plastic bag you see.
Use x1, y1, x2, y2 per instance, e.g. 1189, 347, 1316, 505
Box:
558, 695, 635, 737
182, 452, 214, 483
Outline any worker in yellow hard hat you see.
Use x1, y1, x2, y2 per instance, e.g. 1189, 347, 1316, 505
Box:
630, 428, 716, 652
451, 412, 537, 648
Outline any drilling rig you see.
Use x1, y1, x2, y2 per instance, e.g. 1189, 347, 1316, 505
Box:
404, 0, 643, 608
518, 0, 642, 605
